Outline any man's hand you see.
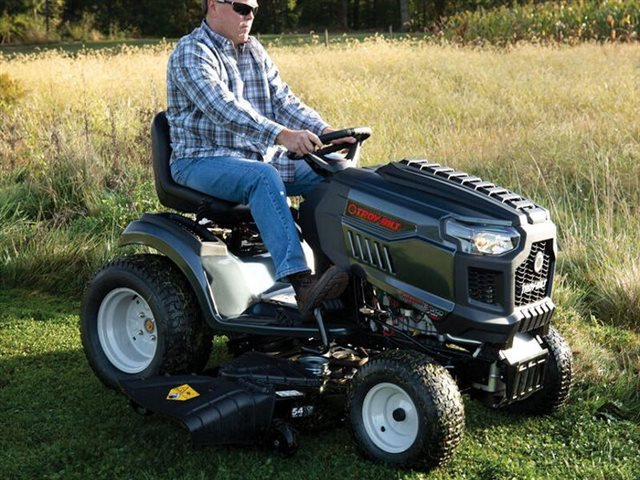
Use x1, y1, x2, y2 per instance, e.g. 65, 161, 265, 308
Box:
276, 129, 322, 156
321, 127, 357, 145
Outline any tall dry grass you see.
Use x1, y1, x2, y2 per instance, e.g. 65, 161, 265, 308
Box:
0, 38, 638, 417
1, 40, 639, 327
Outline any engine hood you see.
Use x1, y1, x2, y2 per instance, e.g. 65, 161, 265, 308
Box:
373, 160, 550, 227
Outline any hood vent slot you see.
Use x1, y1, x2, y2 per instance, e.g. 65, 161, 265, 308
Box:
347, 229, 394, 274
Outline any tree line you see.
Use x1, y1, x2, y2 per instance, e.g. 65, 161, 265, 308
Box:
0, 0, 519, 39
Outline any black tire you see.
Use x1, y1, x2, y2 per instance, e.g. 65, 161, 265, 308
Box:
504, 327, 573, 415
80, 254, 213, 389
347, 350, 465, 470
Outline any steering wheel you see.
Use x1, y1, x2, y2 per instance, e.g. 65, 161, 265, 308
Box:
291, 127, 372, 176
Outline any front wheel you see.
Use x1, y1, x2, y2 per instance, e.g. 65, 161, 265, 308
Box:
347, 350, 465, 470
80, 254, 213, 389
504, 327, 573, 415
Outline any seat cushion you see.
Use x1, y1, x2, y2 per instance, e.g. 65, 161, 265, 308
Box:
151, 111, 252, 224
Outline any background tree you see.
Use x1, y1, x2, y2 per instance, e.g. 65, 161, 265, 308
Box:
399, 0, 410, 30
0, 0, 570, 39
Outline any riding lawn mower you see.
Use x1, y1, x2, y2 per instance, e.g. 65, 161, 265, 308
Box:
80, 112, 573, 470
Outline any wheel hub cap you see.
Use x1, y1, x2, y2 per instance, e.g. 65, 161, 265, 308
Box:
361, 382, 419, 453
392, 408, 406, 422
97, 288, 158, 374
144, 318, 155, 333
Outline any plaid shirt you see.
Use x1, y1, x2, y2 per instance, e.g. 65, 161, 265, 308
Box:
166, 21, 328, 182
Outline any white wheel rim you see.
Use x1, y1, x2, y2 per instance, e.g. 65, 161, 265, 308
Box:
362, 382, 419, 453
97, 288, 158, 374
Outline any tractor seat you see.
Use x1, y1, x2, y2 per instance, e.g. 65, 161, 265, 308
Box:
151, 111, 253, 224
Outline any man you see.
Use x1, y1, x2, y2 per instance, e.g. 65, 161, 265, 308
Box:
166, 0, 351, 318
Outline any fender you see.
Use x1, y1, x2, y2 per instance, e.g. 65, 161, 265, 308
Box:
118, 213, 223, 328
118, 213, 352, 338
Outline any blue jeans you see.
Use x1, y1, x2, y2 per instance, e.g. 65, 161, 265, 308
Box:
171, 156, 323, 280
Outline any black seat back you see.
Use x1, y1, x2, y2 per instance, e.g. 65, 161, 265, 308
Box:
151, 111, 252, 223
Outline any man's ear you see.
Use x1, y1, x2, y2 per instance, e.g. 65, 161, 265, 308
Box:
206, 0, 220, 21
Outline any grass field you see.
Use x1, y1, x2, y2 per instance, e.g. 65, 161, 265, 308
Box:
1, 39, 639, 478
0, 289, 638, 480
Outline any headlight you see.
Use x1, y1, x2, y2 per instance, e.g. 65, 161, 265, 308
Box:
445, 219, 520, 255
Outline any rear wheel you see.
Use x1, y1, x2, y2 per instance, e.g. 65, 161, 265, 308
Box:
347, 350, 464, 470
81, 254, 213, 389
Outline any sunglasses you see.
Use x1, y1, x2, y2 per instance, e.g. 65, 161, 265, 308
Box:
216, 0, 258, 17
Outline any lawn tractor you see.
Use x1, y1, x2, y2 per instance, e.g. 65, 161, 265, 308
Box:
80, 112, 573, 470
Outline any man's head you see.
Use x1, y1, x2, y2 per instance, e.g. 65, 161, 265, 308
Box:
204, 0, 258, 46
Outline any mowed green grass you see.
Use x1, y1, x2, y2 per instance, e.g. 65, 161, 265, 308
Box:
0, 289, 638, 480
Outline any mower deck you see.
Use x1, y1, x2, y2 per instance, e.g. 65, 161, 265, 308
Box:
119, 353, 323, 448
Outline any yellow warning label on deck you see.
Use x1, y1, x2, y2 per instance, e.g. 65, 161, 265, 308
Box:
166, 384, 200, 401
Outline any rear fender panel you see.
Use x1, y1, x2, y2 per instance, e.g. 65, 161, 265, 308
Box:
118, 213, 223, 327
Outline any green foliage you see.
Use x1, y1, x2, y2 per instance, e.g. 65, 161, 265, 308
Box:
0, 179, 160, 296
0, 12, 13, 43
0, 160, 160, 294
61, 13, 102, 42
0, 223, 109, 295
444, 0, 640, 45
1, 0, 640, 41
0, 12, 61, 44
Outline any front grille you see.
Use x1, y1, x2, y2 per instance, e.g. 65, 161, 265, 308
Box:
468, 268, 500, 305
505, 353, 547, 403
515, 241, 552, 306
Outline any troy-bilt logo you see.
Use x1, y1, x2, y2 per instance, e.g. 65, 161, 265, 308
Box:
521, 279, 547, 294
346, 202, 403, 232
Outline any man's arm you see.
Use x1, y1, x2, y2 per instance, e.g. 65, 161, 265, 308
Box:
170, 41, 284, 149
171, 42, 324, 155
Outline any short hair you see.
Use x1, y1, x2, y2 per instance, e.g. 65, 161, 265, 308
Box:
202, 0, 208, 14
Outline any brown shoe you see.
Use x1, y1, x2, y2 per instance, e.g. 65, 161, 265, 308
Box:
290, 266, 349, 318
